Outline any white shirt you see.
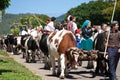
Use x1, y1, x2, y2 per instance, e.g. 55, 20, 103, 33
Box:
72, 22, 78, 34
27, 29, 31, 34
30, 29, 38, 38
21, 30, 28, 35
44, 21, 55, 32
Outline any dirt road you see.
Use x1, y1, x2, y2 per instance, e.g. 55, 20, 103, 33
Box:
9, 53, 120, 80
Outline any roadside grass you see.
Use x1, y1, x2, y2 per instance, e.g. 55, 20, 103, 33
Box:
0, 50, 9, 56
0, 50, 42, 80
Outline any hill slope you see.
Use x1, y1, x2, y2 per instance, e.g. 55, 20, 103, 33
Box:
0, 14, 26, 34
0, 13, 65, 34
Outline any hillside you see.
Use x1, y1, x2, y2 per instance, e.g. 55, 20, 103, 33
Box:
0, 14, 27, 34
56, 14, 65, 22
0, 13, 65, 34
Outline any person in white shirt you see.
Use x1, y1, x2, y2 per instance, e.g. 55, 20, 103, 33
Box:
21, 27, 28, 35
44, 17, 56, 32
67, 16, 78, 34
72, 17, 78, 34
30, 28, 38, 38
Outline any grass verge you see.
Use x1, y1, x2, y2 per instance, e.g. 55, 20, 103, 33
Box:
0, 50, 42, 80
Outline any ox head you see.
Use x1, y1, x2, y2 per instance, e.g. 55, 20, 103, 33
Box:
66, 47, 80, 69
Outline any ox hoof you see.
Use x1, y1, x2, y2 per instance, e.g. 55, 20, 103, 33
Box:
60, 75, 65, 79
44, 62, 51, 70
44, 64, 50, 70
26, 59, 31, 63
57, 71, 61, 76
52, 72, 57, 76
26, 60, 30, 63
31, 60, 36, 63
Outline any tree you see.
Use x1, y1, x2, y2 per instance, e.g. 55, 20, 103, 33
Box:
103, 1, 120, 23
67, 0, 113, 28
20, 14, 49, 29
0, 0, 11, 10
0, 0, 10, 22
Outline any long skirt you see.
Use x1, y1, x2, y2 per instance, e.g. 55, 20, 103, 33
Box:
80, 37, 93, 50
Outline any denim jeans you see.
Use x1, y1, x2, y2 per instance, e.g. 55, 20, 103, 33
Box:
107, 48, 120, 80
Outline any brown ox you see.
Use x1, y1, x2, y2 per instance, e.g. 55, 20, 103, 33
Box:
47, 29, 79, 79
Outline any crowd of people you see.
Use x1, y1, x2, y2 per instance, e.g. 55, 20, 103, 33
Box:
18, 14, 120, 80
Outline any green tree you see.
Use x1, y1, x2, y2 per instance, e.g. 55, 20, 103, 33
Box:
20, 14, 49, 28
103, 1, 120, 23
67, 0, 113, 28
0, 0, 10, 10
10, 24, 20, 35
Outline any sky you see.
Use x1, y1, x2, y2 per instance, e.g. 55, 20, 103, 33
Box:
6, 0, 91, 17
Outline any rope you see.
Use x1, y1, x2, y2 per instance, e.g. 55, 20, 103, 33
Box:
32, 14, 47, 25
32, 14, 42, 26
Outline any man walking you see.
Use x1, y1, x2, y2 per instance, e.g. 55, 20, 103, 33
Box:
107, 21, 120, 80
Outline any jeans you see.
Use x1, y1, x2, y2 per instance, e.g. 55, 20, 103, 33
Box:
107, 48, 120, 80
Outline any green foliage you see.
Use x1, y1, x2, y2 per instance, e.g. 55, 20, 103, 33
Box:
0, 0, 11, 10
37, 14, 50, 26
67, 0, 113, 28
103, 1, 120, 23
10, 27, 20, 35
20, 14, 49, 28
0, 50, 8, 56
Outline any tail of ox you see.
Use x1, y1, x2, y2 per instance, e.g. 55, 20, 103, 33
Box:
47, 29, 77, 79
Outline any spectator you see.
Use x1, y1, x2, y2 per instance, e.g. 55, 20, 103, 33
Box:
72, 17, 78, 34
21, 27, 28, 35
44, 17, 56, 32
80, 20, 94, 50
67, 16, 78, 34
80, 20, 94, 69
75, 29, 81, 48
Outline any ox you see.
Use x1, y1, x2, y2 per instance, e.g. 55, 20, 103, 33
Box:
39, 33, 50, 69
4, 34, 15, 52
47, 29, 79, 79
0, 37, 6, 50
25, 36, 39, 63
11, 35, 28, 57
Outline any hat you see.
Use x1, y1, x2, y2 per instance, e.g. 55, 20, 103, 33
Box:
81, 20, 90, 29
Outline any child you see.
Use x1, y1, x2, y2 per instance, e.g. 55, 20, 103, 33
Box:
75, 29, 81, 48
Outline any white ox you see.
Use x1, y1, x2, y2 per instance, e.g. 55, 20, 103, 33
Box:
47, 29, 79, 79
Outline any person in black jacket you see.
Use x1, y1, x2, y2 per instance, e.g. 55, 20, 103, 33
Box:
80, 20, 94, 50
94, 23, 108, 76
